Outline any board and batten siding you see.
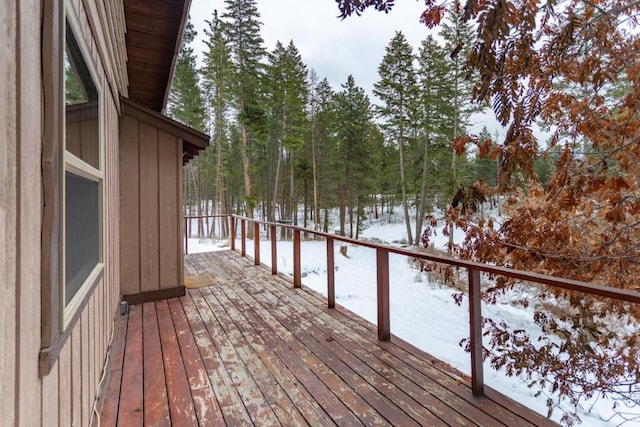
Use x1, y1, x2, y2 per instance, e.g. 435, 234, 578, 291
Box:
1, 0, 124, 426
119, 112, 185, 301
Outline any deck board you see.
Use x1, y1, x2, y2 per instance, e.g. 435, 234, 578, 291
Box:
97, 250, 557, 426
142, 302, 170, 427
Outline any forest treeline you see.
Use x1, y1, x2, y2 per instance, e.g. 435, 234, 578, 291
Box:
168, 0, 555, 243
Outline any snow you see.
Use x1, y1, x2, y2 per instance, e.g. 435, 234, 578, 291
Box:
186, 213, 639, 426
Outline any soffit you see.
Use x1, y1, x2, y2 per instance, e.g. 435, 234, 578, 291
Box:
123, 0, 191, 112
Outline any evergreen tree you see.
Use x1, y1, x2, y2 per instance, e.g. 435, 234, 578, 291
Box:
201, 10, 234, 236
373, 31, 418, 245
168, 19, 206, 132
222, 0, 267, 223
309, 76, 339, 232
264, 40, 308, 223
334, 75, 375, 238
415, 35, 456, 243
440, 3, 483, 252
167, 18, 207, 236
440, 1, 479, 185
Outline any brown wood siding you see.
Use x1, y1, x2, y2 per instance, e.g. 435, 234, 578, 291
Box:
1, 1, 124, 426
1, 0, 19, 425
158, 130, 181, 289
119, 114, 184, 298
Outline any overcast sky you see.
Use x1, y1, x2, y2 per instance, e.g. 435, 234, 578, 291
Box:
187, 0, 503, 137
189, 1, 430, 95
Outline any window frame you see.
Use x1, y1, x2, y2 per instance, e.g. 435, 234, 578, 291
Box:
62, 13, 104, 324
40, 0, 105, 375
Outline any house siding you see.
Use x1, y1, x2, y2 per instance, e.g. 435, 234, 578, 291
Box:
1, 0, 124, 426
119, 114, 184, 298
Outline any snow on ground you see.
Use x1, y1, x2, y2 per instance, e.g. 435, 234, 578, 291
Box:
186, 213, 638, 426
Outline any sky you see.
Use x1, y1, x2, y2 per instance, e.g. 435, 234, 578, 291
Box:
188, 0, 503, 137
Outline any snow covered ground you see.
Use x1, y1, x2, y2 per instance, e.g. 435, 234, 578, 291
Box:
186, 215, 639, 426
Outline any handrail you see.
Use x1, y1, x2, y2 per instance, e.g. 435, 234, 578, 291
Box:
184, 213, 640, 397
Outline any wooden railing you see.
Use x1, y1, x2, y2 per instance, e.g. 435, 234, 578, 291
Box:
185, 214, 640, 397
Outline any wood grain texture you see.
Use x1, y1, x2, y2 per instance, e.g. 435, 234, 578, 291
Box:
0, 1, 17, 424
118, 304, 144, 427
158, 130, 179, 289
142, 302, 171, 427
97, 250, 559, 427
119, 115, 141, 294
139, 121, 160, 293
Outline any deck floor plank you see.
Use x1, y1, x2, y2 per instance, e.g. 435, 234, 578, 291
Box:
142, 302, 171, 427
202, 286, 310, 426
98, 250, 558, 427
167, 298, 226, 426
156, 300, 199, 426
190, 288, 282, 425
117, 304, 144, 427
96, 310, 127, 427
180, 292, 254, 425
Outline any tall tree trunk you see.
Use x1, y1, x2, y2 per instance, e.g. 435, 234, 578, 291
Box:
273, 143, 282, 221
399, 137, 413, 245
323, 206, 329, 233
190, 165, 203, 239
216, 117, 228, 238
415, 135, 430, 245
339, 185, 346, 236
349, 199, 354, 239
311, 123, 319, 233
290, 149, 295, 222
290, 151, 296, 240
374, 194, 379, 220
448, 57, 460, 255
240, 121, 254, 238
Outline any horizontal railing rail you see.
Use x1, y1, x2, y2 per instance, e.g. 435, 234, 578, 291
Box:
184, 213, 640, 397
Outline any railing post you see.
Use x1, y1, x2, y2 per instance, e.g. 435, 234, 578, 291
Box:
241, 219, 246, 257
271, 225, 277, 275
230, 216, 236, 251
469, 268, 484, 395
376, 248, 390, 341
254, 222, 260, 265
293, 228, 301, 288
184, 217, 189, 255
327, 237, 335, 308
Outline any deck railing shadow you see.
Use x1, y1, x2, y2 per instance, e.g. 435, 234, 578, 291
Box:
185, 214, 640, 398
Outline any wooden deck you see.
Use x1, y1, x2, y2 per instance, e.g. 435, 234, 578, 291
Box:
97, 250, 556, 426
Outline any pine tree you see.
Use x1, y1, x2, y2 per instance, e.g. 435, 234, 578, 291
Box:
222, 0, 266, 223
415, 35, 456, 243
310, 76, 338, 232
168, 19, 207, 131
441, 4, 483, 252
334, 75, 375, 238
167, 18, 207, 237
373, 31, 418, 245
264, 40, 308, 224
202, 10, 234, 237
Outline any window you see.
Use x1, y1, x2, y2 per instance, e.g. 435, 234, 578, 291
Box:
62, 18, 103, 323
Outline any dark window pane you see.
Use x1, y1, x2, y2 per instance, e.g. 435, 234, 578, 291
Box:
65, 171, 100, 305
